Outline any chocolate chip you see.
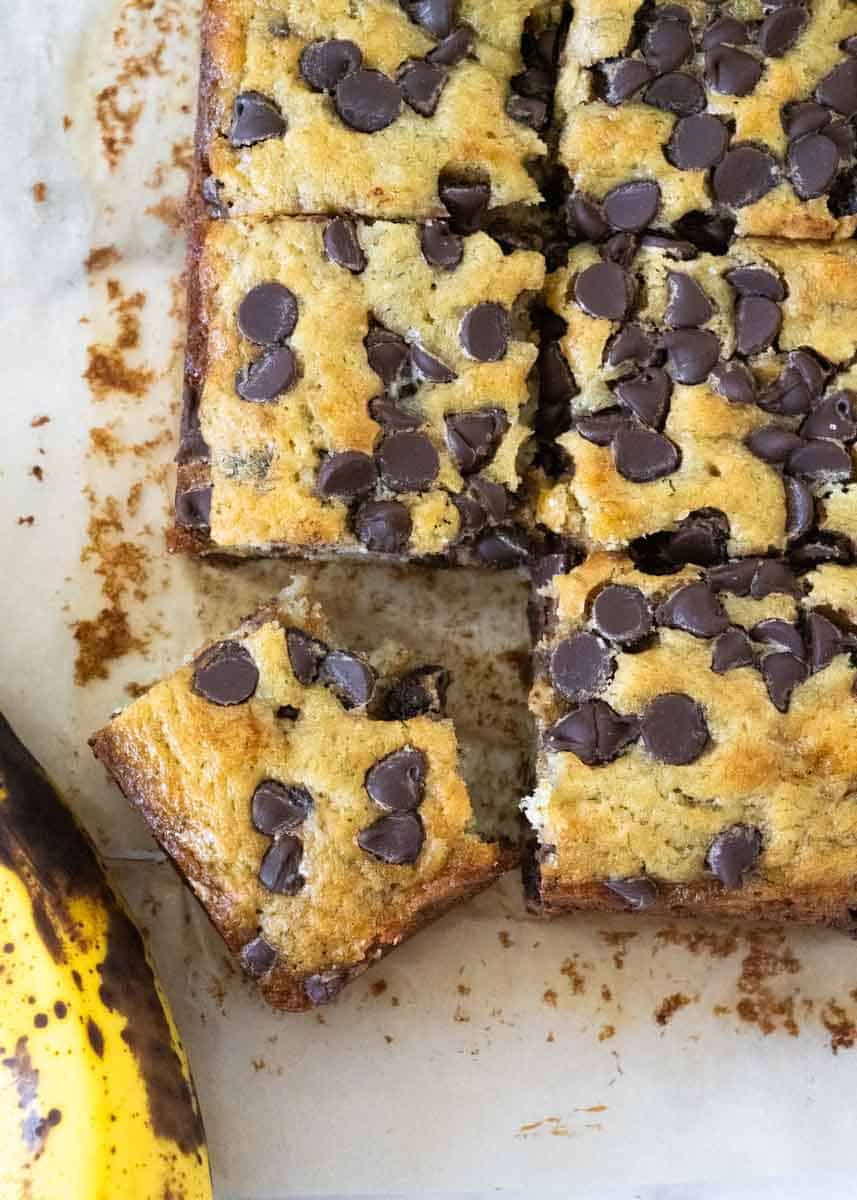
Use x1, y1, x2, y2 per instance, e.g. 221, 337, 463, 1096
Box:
603, 181, 660, 231
760, 651, 807, 711
467, 476, 511, 524
711, 360, 756, 405
399, 59, 447, 116
751, 559, 800, 598
411, 344, 457, 382
576, 409, 630, 445
667, 511, 729, 565
712, 626, 754, 673
657, 581, 729, 638
420, 220, 463, 269
789, 532, 853, 571
673, 210, 736, 254
706, 825, 762, 889
606, 324, 658, 367
285, 630, 327, 691
551, 633, 614, 700
643, 16, 692, 73
782, 100, 831, 140
259, 835, 303, 895
667, 114, 729, 170
403, 0, 454, 39
507, 94, 548, 130
365, 327, 410, 384
844, 35, 857, 57
445, 408, 508, 473
801, 390, 857, 442
788, 133, 840, 200
303, 969, 349, 1005
531, 545, 577, 588
816, 59, 857, 116
192, 641, 258, 705
599, 58, 654, 105
806, 611, 842, 671
176, 382, 209, 464
460, 302, 510, 361
252, 781, 313, 836
737, 296, 783, 356
354, 499, 412, 553
706, 45, 762, 96
335, 69, 402, 132
826, 118, 855, 158
428, 24, 474, 66
235, 346, 298, 401
175, 485, 212, 530
539, 341, 576, 436
229, 91, 286, 146
237, 282, 298, 345
323, 216, 366, 272
787, 439, 853, 482
712, 146, 778, 207
614, 427, 680, 481
792, 348, 829, 395
750, 618, 805, 659
319, 651, 376, 709
240, 937, 277, 979
662, 329, 720, 384
641, 693, 709, 764
377, 431, 439, 491
707, 558, 760, 595
644, 72, 706, 116
365, 749, 427, 812
757, 368, 812, 417
639, 234, 698, 260
574, 261, 634, 321
565, 194, 609, 240
703, 16, 749, 48
357, 811, 424, 864
745, 426, 804, 464
474, 525, 530, 566
665, 272, 713, 329
201, 174, 227, 219
725, 267, 785, 301
602, 231, 638, 268
544, 700, 640, 765
299, 39, 362, 92
759, 6, 807, 57
317, 450, 378, 498
369, 396, 422, 432
785, 476, 814, 541
592, 584, 653, 644
384, 665, 449, 719
438, 177, 490, 233
605, 876, 658, 911
615, 368, 672, 428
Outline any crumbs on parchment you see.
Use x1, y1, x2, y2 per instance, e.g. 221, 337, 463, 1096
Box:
83, 279, 154, 401
32, 182, 47, 203
85, 245, 122, 274
655, 993, 695, 1027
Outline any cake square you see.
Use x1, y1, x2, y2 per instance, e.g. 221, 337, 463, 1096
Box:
197, 0, 560, 221
176, 216, 545, 565
90, 584, 512, 1010
531, 237, 857, 561
557, 0, 857, 243
524, 551, 857, 924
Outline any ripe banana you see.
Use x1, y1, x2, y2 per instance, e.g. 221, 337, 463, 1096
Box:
0, 712, 213, 1200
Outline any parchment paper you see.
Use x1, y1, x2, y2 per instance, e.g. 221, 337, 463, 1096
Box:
4, 1, 857, 1196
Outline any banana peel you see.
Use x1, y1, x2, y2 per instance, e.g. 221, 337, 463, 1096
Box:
0, 713, 213, 1199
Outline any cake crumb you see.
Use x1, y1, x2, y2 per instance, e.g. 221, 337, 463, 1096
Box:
542, 988, 557, 1007
369, 979, 387, 998
30, 466, 44, 482
600, 984, 612, 1002
31, 415, 50, 428
85, 245, 122, 274
560, 956, 586, 994
251, 1058, 265, 1072
63, 115, 73, 130
17, 516, 35, 527
598, 1024, 615, 1042
821, 1001, 856, 1054
655, 992, 693, 1026
545, 1031, 555, 1043
497, 930, 513, 948
457, 984, 471, 996
32, 182, 47, 203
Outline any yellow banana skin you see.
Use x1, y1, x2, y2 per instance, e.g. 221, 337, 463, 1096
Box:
0, 714, 213, 1200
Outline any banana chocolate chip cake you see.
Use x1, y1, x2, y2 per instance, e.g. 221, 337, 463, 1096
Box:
91, 585, 512, 1010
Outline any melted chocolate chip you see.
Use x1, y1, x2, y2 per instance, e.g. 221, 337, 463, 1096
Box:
365, 748, 427, 812
806, 611, 842, 671
507, 94, 548, 130
751, 559, 800, 598
235, 346, 298, 402
602, 231, 638, 268
420, 220, 463, 269
459, 302, 510, 361
801, 390, 857, 442
789, 532, 853, 571
438, 177, 490, 233
252, 781, 313, 836
299, 39, 362, 92
551, 633, 614, 700
592, 584, 652, 644
657, 581, 729, 638
745, 426, 805, 464
399, 59, 447, 116
377, 431, 440, 491
365, 327, 410, 384
354, 499, 412, 553
711, 360, 756, 404
357, 811, 424, 864
787, 439, 853, 482
662, 329, 720, 384
712, 146, 778, 207
614, 427, 680, 482
782, 100, 831, 140
240, 937, 277, 979
445, 408, 508, 473
317, 449, 378, 499
665, 272, 713, 328
539, 341, 576, 435
703, 16, 749, 48
175, 485, 212, 530
544, 700, 640, 765
816, 58, 857, 116
599, 58, 653, 105
323, 216, 366, 272
370, 396, 421, 432
726, 266, 786, 301
335, 69, 402, 132
785, 476, 814, 541
192, 641, 258, 705
668, 511, 729, 565
758, 369, 812, 417
758, 6, 807, 57
229, 92, 286, 146
736, 296, 782, 355
411, 344, 457, 382
286, 628, 328, 685
427, 24, 474, 66
644, 71, 706, 116
384, 665, 449, 719
403, 0, 454, 39
706, 825, 762, 889
575, 261, 634, 321
237, 283, 298, 345
706, 45, 762, 96
760, 650, 808, 711
615, 368, 672, 428
606, 324, 658, 367
566, 194, 610, 240
711, 626, 754, 673
259, 835, 303, 895
605, 876, 658, 911
643, 15, 692, 73
576, 409, 630, 446
319, 650, 376, 709
789, 132, 840, 200
750, 618, 805, 659
474, 525, 530, 566
602, 181, 661, 231
641, 693, 709, 764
